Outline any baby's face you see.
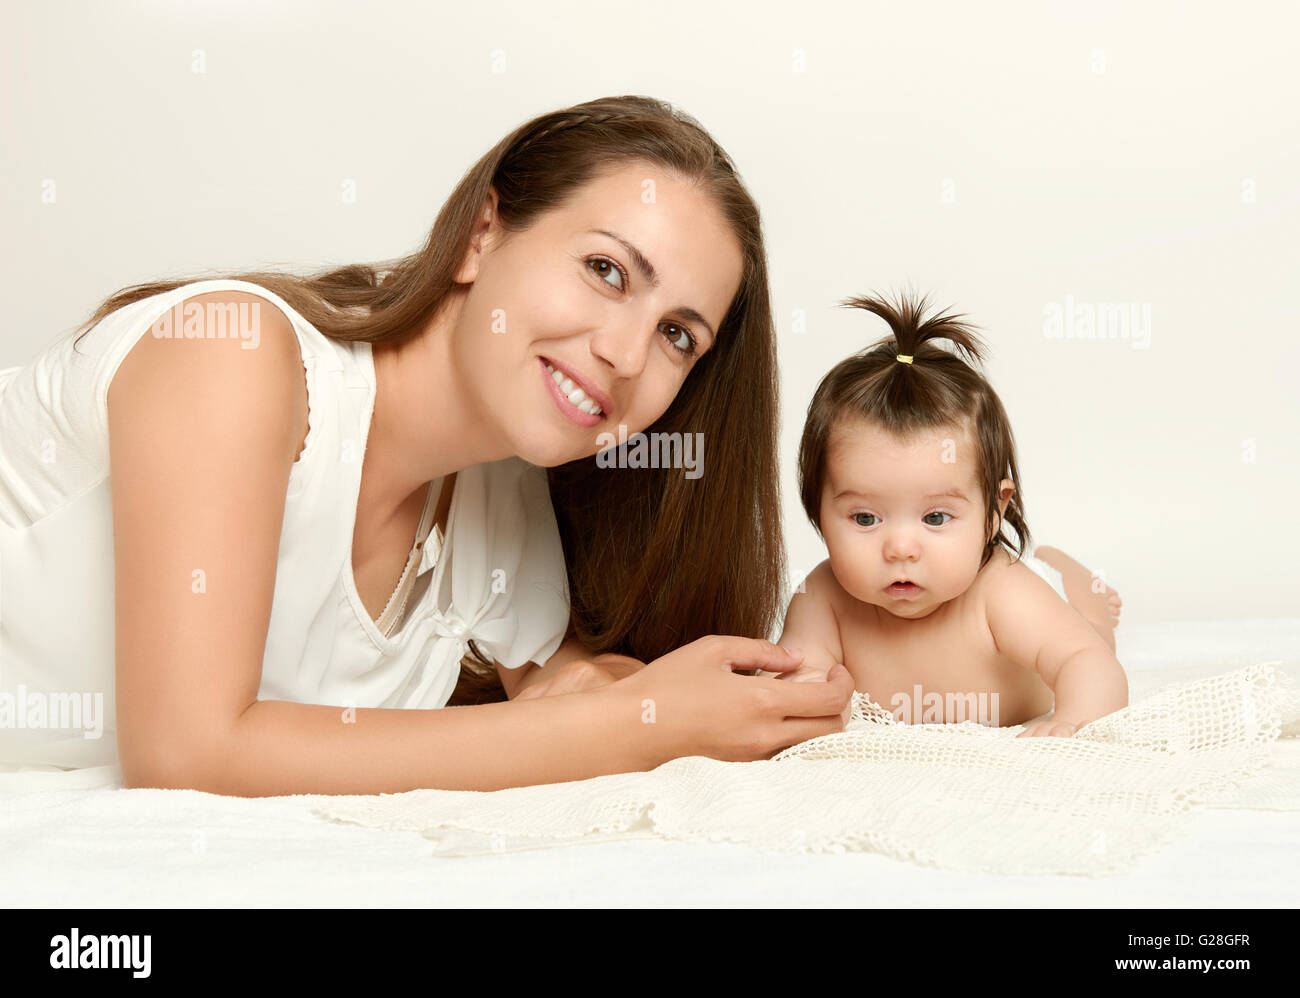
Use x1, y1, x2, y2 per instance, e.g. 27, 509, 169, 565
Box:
818, 417, 995, 620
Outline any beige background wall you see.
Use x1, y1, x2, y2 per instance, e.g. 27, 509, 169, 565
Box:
3, 0, 1296, 624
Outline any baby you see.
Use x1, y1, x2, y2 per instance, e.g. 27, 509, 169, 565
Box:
776, 292, 1128, 737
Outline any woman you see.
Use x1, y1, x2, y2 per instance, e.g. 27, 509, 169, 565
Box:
0, 95, 852, 795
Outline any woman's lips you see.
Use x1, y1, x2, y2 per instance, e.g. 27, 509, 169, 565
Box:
539, 357, 603, 428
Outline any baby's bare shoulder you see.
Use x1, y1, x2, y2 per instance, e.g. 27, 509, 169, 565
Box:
811, 560, 892, 642
974, 548, 1071, 637
979, 548, 1060, 597
969, 548, 1025, 595
802, 558, 839, 598
802, 559, 861, 622
963, 549, 1025, 625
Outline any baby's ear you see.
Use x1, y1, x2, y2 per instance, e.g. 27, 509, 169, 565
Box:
996, 478, 1015, 512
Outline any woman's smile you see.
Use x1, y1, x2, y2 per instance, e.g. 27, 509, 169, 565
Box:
538, 355, 609, 427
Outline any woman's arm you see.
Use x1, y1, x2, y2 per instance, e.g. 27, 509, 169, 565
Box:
216, 687, 664, 795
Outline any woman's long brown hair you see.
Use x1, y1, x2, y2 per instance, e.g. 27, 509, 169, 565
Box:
71, 95, 787, 704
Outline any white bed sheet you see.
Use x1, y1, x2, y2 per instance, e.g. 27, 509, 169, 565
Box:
1, 618, 1297, 908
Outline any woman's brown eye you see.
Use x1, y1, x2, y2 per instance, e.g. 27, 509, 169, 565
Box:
588, 257, 623, 290
662, 323, 696, 356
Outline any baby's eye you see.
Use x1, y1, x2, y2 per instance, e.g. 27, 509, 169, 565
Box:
852, 513, 878, 527
923, 512, 952, 526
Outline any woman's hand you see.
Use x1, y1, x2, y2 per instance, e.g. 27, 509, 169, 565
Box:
772, 664, 854, 726
614, 635, 855, 765
514, 653, 644, 701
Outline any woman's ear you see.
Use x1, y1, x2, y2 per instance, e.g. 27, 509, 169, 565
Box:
453, 186, 503, 284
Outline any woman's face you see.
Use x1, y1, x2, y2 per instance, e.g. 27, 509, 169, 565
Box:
450, 159, 745, 467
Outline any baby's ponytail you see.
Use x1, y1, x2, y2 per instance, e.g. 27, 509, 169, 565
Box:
840, 290, 987, 371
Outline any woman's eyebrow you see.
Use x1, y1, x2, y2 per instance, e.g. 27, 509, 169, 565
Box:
587, 227, 718, 344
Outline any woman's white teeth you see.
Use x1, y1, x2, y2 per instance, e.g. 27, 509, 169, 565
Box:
545, 362, 603, 416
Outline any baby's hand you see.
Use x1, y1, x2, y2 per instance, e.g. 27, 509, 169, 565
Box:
1016, 718, 1079, 739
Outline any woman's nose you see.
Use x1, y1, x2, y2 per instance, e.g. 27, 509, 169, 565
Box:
589, 322, 654, 378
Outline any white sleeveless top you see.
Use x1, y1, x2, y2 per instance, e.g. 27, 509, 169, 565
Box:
0, 278, 571, 774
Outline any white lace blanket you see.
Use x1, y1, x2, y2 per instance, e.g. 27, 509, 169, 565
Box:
313, 661, 1300, 876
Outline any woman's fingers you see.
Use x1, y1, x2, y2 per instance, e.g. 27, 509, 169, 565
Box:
756, 662, 855, 719
768, 714, 850, 753
700, 635, 805, 674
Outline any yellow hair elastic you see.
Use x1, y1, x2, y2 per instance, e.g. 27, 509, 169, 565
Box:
896, 354, 914, 364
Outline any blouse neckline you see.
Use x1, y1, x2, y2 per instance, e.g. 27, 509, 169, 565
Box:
374, 480, 441, 638
341, 341, 462, 652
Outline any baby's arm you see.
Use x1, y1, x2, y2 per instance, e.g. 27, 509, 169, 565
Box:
770, 561, 853, 725
985, 558, 1129, 737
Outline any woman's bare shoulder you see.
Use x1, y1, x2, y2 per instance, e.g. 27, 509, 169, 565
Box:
107, 288, 310, 465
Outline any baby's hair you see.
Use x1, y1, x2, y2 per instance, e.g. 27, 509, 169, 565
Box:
797, 289, 1032, 569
